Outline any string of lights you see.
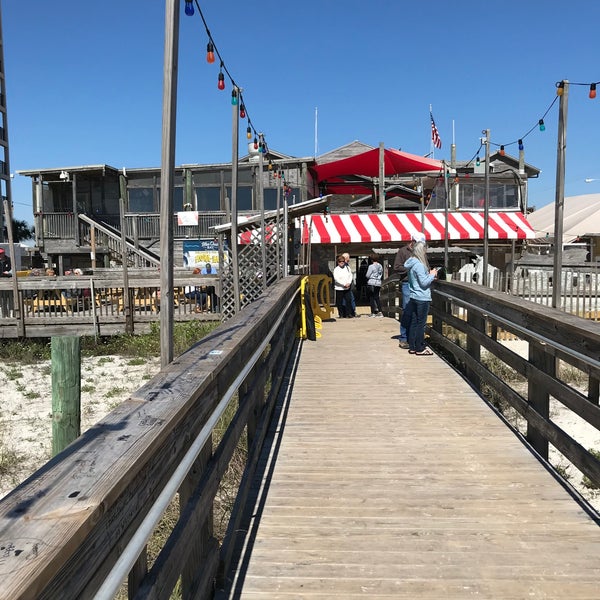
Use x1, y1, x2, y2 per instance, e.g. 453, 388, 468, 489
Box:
183, 0, 272, 159
488, 94, 558, 156
490, 79, 598, 158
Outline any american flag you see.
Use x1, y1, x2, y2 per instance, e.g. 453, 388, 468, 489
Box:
430, 111, 442, 149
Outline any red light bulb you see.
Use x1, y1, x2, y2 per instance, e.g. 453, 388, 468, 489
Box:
590, 83, 597, 99
239, 104, 246, 119
217, 71, 225, 90
206, 42, 215, 64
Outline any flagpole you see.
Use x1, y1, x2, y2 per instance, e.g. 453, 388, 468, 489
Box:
429, 104, 434, 158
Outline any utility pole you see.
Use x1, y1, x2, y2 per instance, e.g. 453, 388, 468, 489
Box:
0, 5, 11, 246
258, 134, 266, 292
230, 86, 240, 313
552, 81, 569, 309
379, 142, 385, 212
482, 129, 490, 287
159, 0, 179, 367
443, 161, 449, 271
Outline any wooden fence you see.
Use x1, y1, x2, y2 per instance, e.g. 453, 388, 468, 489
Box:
0, 270, 221, 338
0, 276, 301, 599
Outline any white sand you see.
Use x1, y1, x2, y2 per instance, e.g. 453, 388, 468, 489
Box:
0, 354, 160, 499
0, 346, 598, 513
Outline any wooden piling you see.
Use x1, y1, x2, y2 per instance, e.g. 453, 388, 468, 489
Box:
51, 336, 81, 456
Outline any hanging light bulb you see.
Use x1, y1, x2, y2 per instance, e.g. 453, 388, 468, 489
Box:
206, 42, 215, 64
217, 70, 225, 91
239, 103, 246, 119
253, 136, 258, 150
476, 156, 480, 167
500, 145, 505, 156
268, 160, 273, 170
556, 81, 565, 96
184, 0, 194, 16
590, 83, 597, 99
538, 119, 545, 131
518, 139, 524, 151
246, 125, 252, 139
231, 89, 238, 105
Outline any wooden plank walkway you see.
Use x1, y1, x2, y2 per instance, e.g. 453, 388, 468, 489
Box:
219, 314, 600, 599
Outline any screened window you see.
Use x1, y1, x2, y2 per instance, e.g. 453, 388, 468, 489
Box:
129, 188, 155, 212
458, 181, 519, 210
226, 186, 253, 212
195, 187, 221, 211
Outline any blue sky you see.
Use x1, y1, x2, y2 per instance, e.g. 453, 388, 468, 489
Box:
3, 0, 600, 223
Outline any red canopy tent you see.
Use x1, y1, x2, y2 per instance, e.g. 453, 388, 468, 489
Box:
312, 148, 443, 194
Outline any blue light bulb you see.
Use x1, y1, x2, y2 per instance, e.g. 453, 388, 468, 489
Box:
185, 1, 194, 16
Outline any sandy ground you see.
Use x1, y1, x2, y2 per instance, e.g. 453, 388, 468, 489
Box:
0, 354, 160, 499
0, 345, 598, 512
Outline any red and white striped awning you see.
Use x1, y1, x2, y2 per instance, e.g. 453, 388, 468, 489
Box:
299, 211, 535, 244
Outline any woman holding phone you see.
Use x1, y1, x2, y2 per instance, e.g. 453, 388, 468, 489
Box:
401, 241, 438, 355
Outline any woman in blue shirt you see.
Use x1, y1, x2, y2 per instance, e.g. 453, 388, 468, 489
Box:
402, 241, 438, 355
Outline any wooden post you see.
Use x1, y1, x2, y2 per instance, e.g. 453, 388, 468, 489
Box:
119, 195, 133, 334
159, 0, 179, 367
2, 198, 24, 337
552, 80, 569, 309
528, 341, 554, 459
90, 224, 96, 270
466, 309, 484, 392
51, 336, 81, 456
482, 129, 490, 287
379, 142, 385, 212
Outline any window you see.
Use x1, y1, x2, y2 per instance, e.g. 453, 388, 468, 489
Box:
195, 187, 221, 211
458, 181, 520, 210
129, 188, 155, 212
226, 186, 253, 212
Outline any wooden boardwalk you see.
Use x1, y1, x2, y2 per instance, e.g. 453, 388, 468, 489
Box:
219, 313, 600, 599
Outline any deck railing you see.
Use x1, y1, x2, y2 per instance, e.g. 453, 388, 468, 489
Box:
0, 270, 222, 338
38, 211, 228, 246
381, 275, 600, 513
0, 276, 301, 599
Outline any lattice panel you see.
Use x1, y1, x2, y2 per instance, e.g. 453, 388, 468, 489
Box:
219, 215, 286, 321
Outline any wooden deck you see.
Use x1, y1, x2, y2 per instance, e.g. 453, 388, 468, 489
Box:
219, 313, 600, 599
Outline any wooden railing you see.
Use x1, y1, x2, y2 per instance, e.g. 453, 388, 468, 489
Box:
38, 211, 228, 246
0, 276, 301, 599
0, 271, 222, 338
381, 276, 600, 507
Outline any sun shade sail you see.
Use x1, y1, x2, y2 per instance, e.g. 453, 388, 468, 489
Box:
313, 148, 443, 194
299, 212, 536, 244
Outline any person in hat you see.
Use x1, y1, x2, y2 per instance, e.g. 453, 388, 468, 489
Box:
392, 232, 426, 347
0, 248, 11, 277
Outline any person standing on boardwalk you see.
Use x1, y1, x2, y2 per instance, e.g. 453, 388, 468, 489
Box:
366, 253, 384, 317
402, 241, 438, 355
393, 232, 426, 347
342, 252, 357, 317
333, 254, 353, 318
0, 248, 11, 277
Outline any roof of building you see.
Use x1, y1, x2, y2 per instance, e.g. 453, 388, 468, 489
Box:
526, 193, 600, 241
